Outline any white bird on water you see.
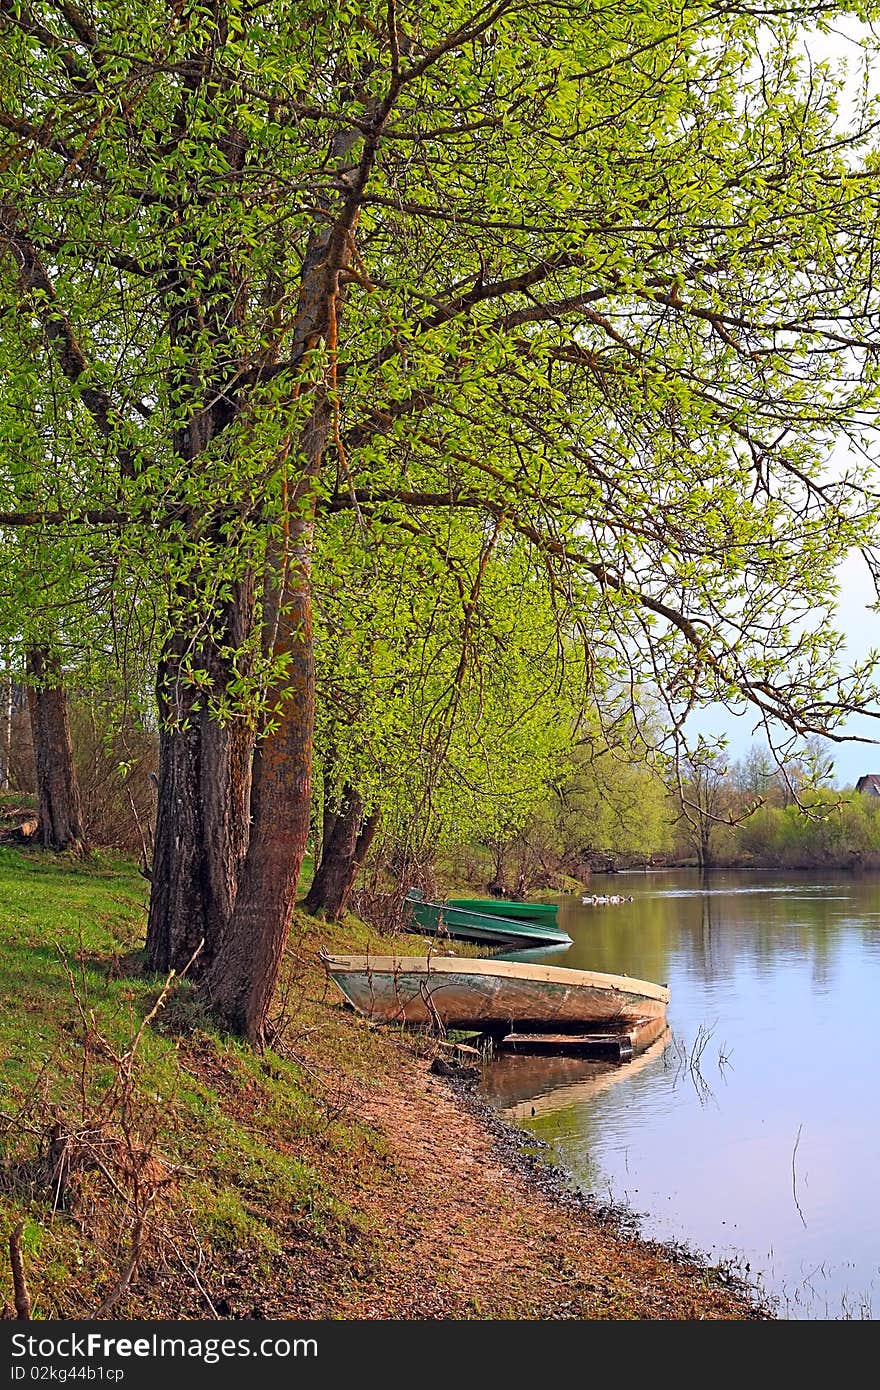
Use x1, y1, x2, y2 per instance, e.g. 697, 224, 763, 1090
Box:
581, 892, 635, 906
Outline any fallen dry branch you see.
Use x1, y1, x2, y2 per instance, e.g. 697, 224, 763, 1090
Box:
91, 1215, 146, 1319
6, 1222, 32, 1319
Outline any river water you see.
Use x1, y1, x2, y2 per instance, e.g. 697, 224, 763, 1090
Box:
478, 868, 880, 1319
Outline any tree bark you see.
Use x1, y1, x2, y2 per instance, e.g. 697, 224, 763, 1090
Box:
203, 484, 317, 1041
1, 669, 12, 791
145, 576, 255, 974
316, 796, 339, 875
199, 100, 380, 1041
353, 806, 380, 864
26, 647, 86, 854
305, 784, 380, 921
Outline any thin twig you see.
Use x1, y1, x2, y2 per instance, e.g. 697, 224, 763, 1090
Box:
792, 1124, 807, 1228
91, 1216, 145, 1319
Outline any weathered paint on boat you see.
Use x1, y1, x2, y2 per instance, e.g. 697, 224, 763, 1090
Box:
321, 953, 669, 1031
404, 895, 571, 948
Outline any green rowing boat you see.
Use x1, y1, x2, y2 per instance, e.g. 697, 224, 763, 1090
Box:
446, 897, 560, 926
404, 890, 571, 948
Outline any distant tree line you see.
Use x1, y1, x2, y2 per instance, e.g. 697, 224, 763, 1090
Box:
672, 741, 880, 870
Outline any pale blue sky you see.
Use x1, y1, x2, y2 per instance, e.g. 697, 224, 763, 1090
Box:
670, 26, 880, 787
686, 548, 880, 789
828, 550, 880, 785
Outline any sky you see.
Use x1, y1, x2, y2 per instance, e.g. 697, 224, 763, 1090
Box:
683, 23, 880, 790
819, 551, 880, 787
686, 548, 880, 790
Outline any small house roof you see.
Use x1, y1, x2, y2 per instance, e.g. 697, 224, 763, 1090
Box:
856, 774, 880, 793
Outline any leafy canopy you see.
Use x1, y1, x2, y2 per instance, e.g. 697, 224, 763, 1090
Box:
1, 2, 879, 757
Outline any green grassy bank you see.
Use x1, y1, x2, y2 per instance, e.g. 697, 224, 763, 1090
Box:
0, 845, 415, 1318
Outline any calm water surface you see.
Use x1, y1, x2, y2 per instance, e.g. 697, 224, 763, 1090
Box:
478, 868, 880, 1319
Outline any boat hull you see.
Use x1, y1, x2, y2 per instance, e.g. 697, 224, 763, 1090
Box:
321, 954, 668, 1031
446, 898, 560, 925
405, 897, 571, 948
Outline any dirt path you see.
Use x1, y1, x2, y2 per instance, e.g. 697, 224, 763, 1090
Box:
267, 1050, 772, 1320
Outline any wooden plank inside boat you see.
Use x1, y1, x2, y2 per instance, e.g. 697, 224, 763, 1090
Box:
498, 1014, 667, 1060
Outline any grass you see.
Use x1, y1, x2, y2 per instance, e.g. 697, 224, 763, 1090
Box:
0, 843, 418, 1318
0, 845, 768, 1322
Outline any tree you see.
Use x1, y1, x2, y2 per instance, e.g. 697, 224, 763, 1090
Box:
305, 786, 380, 920
3, 2, 880, 1041
307, 522, 590, 911
771, 734, 838, 806
733, 745, 778, 804
677, 744, 733, 869
25, 645, 86, 853
548, 722, 674, 873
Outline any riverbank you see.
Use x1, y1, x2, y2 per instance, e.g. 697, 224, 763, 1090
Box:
0, 847, 772, 1321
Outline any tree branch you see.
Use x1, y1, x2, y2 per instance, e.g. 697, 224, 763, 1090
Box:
0, 205, 143, 472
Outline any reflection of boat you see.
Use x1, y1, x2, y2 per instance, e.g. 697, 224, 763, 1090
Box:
483, 1026, 672, 1121
321, 953, 669, 1033
403, 888, 571, 949
494, 943, 573, 963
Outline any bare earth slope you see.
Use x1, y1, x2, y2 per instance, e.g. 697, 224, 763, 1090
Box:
207, 1024, 772, 1321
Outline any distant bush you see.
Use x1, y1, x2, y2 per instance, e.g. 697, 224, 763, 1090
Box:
735, 792, 880, 868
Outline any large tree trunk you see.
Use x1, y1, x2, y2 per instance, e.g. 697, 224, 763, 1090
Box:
179, 114, 371, 1038
145, 576, 255, 975
200, 115, 373, 1040
305, 784, 380, 921
144, 93, 259, 979
26, 647, 86, 854
203, 488, 317, 1042
1, 667, 12, 791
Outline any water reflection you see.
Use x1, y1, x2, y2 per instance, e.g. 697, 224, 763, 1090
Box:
479, 868, 880, 1320
483, 1027, 672, 1120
